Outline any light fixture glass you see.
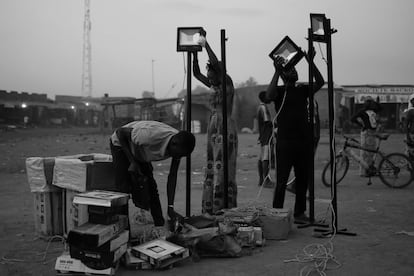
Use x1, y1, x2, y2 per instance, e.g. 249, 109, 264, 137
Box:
269, 36, 304, 70
176, 27, 203, 52
310, 13, 327, 42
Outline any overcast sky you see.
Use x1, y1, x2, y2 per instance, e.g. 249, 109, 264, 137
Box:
0, 0, 413, 100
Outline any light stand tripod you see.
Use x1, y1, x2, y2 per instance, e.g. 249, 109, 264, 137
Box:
297, 28, 329, 230
309, 15, 356, 237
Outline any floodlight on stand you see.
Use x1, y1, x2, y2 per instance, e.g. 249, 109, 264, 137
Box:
310, 13, 328, 42
177, 27, 203, 52
269, 36, 304, 70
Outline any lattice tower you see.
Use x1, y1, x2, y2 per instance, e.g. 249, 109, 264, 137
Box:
81, 0, 92, 97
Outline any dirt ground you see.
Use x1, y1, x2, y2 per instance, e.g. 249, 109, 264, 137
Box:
0, 127, 413, 276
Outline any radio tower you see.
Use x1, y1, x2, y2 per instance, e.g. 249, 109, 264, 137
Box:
81, 0, 92, 98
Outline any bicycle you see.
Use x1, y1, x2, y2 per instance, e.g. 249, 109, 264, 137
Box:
321, 133, 413, 188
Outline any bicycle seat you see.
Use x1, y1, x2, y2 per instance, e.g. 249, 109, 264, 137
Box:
375, 133, 390, 140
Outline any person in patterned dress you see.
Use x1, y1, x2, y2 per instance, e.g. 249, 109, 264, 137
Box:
192, 29, 238, 214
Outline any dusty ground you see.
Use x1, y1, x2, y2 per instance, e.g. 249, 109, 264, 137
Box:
0, 127, 413, 276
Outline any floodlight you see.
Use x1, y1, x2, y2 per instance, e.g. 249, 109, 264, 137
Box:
21, 103, 27, 108
176, 27, 203, 52
310, 13, 328, 42
269, 36, 304, 70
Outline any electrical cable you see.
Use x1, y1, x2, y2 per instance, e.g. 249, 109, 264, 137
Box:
1, 235, 65, 265
281, 58, 341, 275
260, 89, 288, 187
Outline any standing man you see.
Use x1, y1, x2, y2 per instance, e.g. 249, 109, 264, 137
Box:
266, 51, 324, 224
256, 91, 274, 187
110, 120, 195, 234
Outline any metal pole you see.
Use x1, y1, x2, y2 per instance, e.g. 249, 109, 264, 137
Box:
186, 52, 192, 217
308, 28, 316, 222
221, 29, 229, 209
326, 19, 338, 230
313, 17, 355, 237
299, 29, 328, 230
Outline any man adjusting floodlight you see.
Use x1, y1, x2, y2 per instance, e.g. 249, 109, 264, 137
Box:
266, 46, 324, 224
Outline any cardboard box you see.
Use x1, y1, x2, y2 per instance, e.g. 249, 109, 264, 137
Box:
258, 208, 293, 240
69, 243, 127, 270
53, 155, 115, 192
26, 157, 59, 192
131, 239, 189, 269
63, 189, 89, 236
55, 252, 116, 275
70, 230, 129, 256
73, 190, 129, 207
86, 161, 117, 191
32, 190, 63, 236
27, 154, 112, 192
67, 215, 128, 248
122, 248, 152, 270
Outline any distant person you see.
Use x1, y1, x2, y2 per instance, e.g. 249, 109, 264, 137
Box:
350, 97, 382, 176
256, 91, 274, 187
23, 116, 29, 128
266, 50, 324, 224
404, 94, 414, 161
110, 120, 195, 234
193, 28, 238, 215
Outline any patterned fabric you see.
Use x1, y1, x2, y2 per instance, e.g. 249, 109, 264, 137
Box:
202, 86, 238, 215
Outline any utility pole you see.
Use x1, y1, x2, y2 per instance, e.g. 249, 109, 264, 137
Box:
82, 0, 92, 98
151, 59, 155, 96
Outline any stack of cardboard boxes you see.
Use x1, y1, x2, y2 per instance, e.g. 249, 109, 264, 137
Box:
56, 190, 130, 275
26, 153, 118, 238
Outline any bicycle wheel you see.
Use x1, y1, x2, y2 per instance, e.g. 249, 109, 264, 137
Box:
378, 153, 413, 188
321, 154, 349, 187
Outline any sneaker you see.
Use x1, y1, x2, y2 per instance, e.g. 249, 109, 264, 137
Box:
294, 213, 310, 224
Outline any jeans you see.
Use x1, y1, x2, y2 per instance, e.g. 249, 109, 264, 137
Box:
273, 138, 311, 217
110, 142, 165, 226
